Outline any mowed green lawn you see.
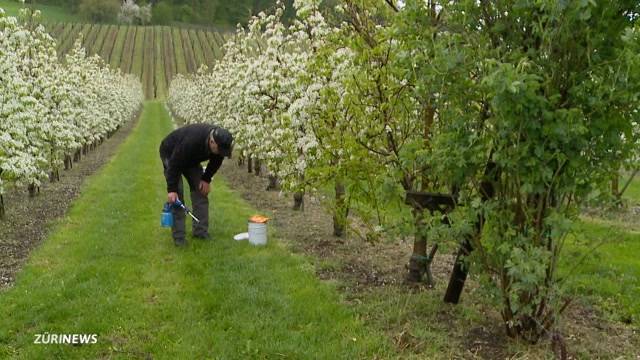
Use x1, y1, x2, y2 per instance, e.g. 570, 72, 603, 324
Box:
561, 218, 640, 325
565, 171, 640, 324
0, 102, 390, 358
0, 0, 78, 22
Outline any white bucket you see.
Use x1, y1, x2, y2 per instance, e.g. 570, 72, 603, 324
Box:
248, 222, 267, 245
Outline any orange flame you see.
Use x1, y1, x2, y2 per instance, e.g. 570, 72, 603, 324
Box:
249, 215, 269, 223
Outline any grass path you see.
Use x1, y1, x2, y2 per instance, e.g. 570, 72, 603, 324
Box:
0, 102, 389, 359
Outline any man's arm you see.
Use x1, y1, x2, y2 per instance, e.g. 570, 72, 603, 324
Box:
202, 155, 223, 183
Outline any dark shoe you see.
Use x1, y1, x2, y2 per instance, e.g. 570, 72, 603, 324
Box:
193, 233, 211, 241
174, 238, 187, 247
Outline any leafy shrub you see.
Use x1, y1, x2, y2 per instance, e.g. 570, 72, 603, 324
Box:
78, 0, 119, 22
152, 1, 173, 25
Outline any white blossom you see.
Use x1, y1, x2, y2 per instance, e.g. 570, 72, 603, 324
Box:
168, 0, 355, 194
0, 8, 143, 195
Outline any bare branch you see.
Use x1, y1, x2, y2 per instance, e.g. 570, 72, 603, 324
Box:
385, 0, 399, 12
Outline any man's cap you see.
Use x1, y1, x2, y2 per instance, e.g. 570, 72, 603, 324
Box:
210, 127, 234, 158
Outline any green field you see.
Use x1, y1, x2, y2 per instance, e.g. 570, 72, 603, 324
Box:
0, 0, 79, 22
0, 102, 390, 358
40, 22, 225, 99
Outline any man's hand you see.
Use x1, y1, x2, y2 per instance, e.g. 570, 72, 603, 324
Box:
168, 192, 178, 204
198, 180, 210, 196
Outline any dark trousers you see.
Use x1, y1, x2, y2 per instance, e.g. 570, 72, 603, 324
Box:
161, 157, 209, 241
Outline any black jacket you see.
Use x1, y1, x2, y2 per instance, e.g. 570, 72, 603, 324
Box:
159, 123, 224, 193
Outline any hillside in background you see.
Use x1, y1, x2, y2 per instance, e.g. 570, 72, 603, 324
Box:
45, 22, 229, 99
20, 0, 296, 27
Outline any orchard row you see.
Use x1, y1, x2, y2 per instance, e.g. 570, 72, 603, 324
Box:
168, 0, 640, 342
0, 8, 143, 215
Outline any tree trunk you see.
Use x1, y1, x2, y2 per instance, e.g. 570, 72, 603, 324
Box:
49, 169, 60, 183
254, 159, 262, 176
28, 184, 38, 197
247, 155, 253, 173
406, 104, 438, 285
612, 173, 620, 201
293, 191, 304, 211
333, 180, 348, 237
502, 306, 549, 343
406, 207, 436, 286
64, 155, 72, 170
0, 194, 5, 220
266, 175, 279, 191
